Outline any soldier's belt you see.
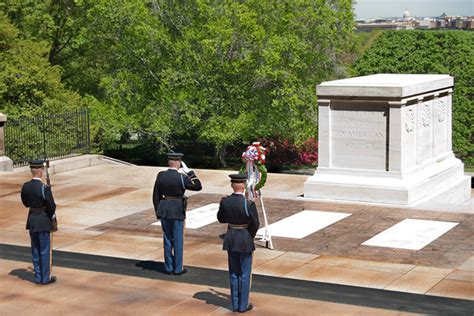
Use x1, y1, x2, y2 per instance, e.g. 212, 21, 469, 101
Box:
30, 207, 47, 212
163, 196, 183, 200
228, 223, 249, 229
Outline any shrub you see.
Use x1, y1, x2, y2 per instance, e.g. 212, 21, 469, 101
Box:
257, 137, 318, 171
296, 138, 318, 165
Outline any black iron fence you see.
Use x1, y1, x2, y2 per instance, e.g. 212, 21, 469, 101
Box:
5, 110, 90, 167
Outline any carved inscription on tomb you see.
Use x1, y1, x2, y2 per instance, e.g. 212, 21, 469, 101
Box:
330, 102, 388, 170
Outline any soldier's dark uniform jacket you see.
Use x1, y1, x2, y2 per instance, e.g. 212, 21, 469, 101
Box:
217, 194, 260, 252
21, 179, 56, 232
153, 169, 202, 220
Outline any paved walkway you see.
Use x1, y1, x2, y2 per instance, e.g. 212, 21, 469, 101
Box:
0, 158, 473, 314
1, 256, 427, 316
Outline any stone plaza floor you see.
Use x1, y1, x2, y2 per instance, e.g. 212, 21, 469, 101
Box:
0, 156, 473, 315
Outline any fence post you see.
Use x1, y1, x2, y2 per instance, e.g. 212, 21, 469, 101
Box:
0, 113, 13, 171
86, 109, 91, 153
42, 114, 47, 160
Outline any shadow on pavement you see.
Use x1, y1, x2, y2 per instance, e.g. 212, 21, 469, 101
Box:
135, 260, 169, 274
9, 268, 36, 284
193, 288, 231, 310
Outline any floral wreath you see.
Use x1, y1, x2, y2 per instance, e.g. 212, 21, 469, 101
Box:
240, 142, 267, 191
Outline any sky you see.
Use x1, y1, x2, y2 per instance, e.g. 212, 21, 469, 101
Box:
354, 0, 473, 19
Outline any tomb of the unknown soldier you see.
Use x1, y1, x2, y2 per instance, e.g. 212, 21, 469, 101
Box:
304, 74, 471, 206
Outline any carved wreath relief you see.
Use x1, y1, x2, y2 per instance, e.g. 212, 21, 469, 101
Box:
421, 102, 431, 127
404, 107, 415, 133
436, 98, 447, 122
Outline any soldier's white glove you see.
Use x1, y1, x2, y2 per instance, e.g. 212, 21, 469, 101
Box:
180, 161, 191, 173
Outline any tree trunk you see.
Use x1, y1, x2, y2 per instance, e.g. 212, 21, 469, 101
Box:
214, 145, 227, 168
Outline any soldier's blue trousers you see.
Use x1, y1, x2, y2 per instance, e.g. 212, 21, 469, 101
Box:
228, 251, 253, 312
161, 219, 185, 273
29, 231, 51, 284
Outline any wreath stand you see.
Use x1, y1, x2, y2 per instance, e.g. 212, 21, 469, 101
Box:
245, 160, 274, 250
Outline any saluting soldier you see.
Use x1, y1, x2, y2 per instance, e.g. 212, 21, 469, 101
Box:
217, 173, 260, 313
21, 160, 57, 285
152, 153, 202, 275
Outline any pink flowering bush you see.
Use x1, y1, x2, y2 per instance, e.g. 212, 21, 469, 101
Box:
296, 138, 318, 165
257, 137, 318, 170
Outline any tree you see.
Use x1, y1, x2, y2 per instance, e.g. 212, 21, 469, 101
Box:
79, 0, 173, 145
1, 0, 100, 93
0, 13, 84, 117
155, 0, 355, 166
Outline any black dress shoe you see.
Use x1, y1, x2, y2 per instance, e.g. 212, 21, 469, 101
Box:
43, 276, 57, 285
174, 267, 188, 275
239, 303, 253, 313
164, 271, 174, 275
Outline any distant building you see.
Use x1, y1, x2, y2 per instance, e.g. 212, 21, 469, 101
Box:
467, 19, 474, 29
419, 18, 436, 29
403, 8, 413, 21
356, 8, 474, 32
436, 19, 446, 28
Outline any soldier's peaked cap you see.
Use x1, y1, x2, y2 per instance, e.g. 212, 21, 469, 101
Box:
29, 159, 45, 168
167, 152, 184, 160
229, 173, 247, 183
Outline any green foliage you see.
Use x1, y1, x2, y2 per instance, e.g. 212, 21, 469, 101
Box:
352, 30, 474, 165
0, 13, 84, 117
1, 1, 355, 167
353, 29, 384, 57
1, 0, 99, 91
0, 12, 111, 152
152, 0, 355, 163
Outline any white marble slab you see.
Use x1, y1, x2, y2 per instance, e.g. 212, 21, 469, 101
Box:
151, 203, 220, 229
257, 210, 351, 239
362, 219, 458, 250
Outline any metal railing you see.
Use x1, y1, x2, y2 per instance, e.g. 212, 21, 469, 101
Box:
5, 110, 90, 167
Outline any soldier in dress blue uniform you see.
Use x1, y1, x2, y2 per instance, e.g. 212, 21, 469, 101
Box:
217, 173, 260, 313
21, 160, 57, 285
152, 153, 202, 275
